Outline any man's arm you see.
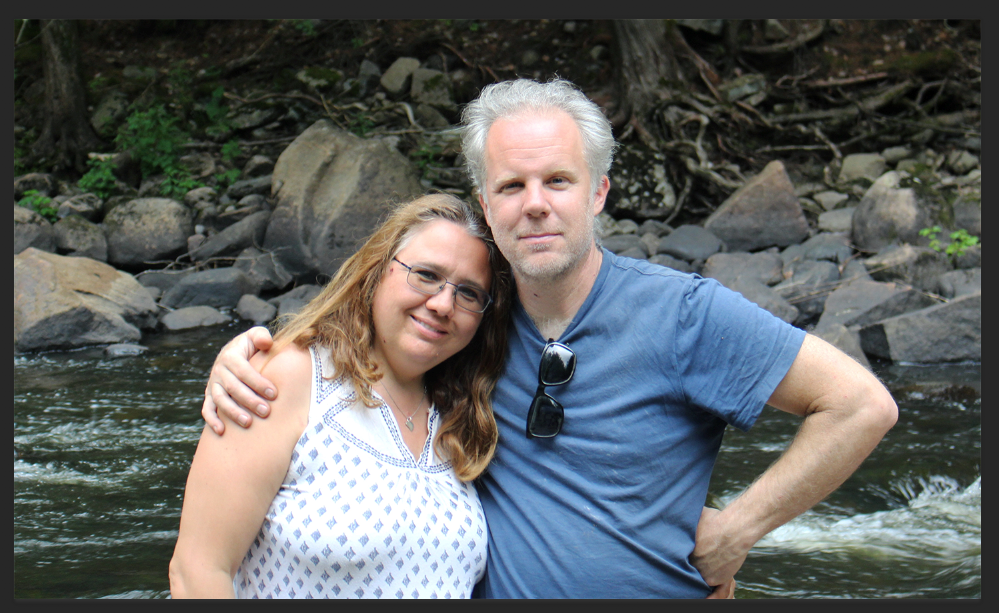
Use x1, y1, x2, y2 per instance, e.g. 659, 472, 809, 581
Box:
691, 333, 898, 587
201, 326, 277, 435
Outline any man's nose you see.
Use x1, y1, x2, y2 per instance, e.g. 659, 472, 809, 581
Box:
522, 181, 550, 217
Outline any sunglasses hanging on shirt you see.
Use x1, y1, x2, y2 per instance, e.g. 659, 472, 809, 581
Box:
526, 339, 576, 439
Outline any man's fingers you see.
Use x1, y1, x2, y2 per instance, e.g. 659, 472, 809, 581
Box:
201, 390, 226, 435
705, 578, 736, 599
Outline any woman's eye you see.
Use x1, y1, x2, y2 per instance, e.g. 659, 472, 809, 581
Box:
415, 269, 442, 283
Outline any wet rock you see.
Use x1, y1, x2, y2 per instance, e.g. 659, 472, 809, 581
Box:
104, 343, 148, 358
864, 244, 952, 292
851, 172, 931, 252
190, 210, 270, 262
704, 160, 809, 252
14, 248, 159, 352
53, 215, 107, 261
859, 292, 980, 363
160, 306, 232, 331
161, 267, 258, 309
657, 225, 723, 261
608, 147, 677, 221
57, 193, 103, 222
14, 206, 56, 254
236, 294, 278, 325
262, 119, 423, 280
103, 198, 193, 269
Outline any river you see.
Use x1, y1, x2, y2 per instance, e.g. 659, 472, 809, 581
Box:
13, 321, 981, 599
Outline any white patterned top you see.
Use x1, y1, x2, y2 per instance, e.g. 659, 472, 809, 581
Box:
232, 345, 488, 598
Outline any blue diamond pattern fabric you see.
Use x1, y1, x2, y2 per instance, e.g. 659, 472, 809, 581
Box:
233, 345, 488, 598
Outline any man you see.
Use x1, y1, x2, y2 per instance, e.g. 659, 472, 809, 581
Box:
202, 79, 897, 598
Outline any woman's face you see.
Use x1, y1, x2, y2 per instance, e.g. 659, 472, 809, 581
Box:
371, 219, 492, 383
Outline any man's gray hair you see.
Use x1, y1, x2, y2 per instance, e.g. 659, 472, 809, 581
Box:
461, 78, 617, 199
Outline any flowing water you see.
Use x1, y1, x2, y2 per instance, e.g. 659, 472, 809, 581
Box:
14, 322, 981, 599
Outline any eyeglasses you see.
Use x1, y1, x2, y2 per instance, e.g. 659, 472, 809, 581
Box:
526, 339, 576, 439
392, 257, 493, 314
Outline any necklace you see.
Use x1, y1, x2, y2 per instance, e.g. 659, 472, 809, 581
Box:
379, 382, 426, 432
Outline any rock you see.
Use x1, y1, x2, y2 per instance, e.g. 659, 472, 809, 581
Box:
702, 251, 784, 287
380, 57, 420, 95
812, 190, 849, 211
773, 260, 840, 324
230, 106, 282, 132
14, 248, 159, 352
796, 232, 853, 265
946, 150, 979, 175
617, 247, 648, 260
235, 294, 278, 324
14, 173, 58, 200
881, 146, 912, 164
817, 279, 941, 330
178, 152, 218, 178
639, 233, 659, 258
187, 234, 206, 254
90, 90, 130, 136
184, 186, 218, 208
648, 254, 693, 273
410, 68, 456, 112
638, 219, 672, 237
103, 198, 193, 269
57, 193, 103, 222
864, 244, 952, 292
717, 74, 766, 103
358, 59, 382, 94
811, 322, 872, 371
14, 206, 56, 254
135, 268, 197, 293
952, 197, 981, 237
851, 171, 930, 252
190, 210, 270, 262
414, 103, 450, 130
160, 267, 258, 309
936, 268, 981, 299
838, 153, 886, 184
602, 234, 646, 256
225, 175, 272, 200
608, 147, 677, 221
859, 293, 980, 363
52, 215, 108, 261
104, 343, 148, 358
818, 207, 855, 233
703, 160, 809, 252
268, 284, 323, 316
262, 119, 423, 279
953, 244, 980, 270
242, 155, 275, 179
656, 225, 723, 261
841, 259, 873, 283
160, 306, 232, 331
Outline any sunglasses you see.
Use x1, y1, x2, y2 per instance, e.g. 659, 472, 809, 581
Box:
526, 339, 576, 439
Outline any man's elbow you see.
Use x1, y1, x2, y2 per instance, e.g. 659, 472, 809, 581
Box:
863, 382, 898, 439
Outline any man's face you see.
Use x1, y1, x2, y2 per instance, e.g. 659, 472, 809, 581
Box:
478, 110, 610, 283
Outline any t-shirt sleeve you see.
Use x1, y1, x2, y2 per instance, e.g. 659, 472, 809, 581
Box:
671, 276, 806, 431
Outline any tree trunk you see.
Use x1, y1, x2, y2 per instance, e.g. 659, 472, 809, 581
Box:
612, 19, 684, 129
32, 20, 104, 174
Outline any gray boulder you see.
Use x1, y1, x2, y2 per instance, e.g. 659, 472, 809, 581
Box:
269, 284, 323, 318
657, 225, 723, 261
14, 248, 159, 352
797, 232, 853, 265
242, 155, 275, 179
936, 268, 981, 299
190, 210, 271, 262
233, 246, 293, 292
851, 172, 930, 251
53, 215, 107, 261
859, 293, 981, 363
602, 234, 646, 256
262, 119, 423, 279
57, 193, 103, 222
160, 306, 232, 331
161, 267, 258, 309
236, 294, 278, 324
704, 160, 809, 252
817, 279, 941, 330
410, 68, 456, 112
811, 323, 872, 371
104, 198, 193, 268
952, 197, 981, 237
14, 172, 58, 200
226, 175, 273, 201
14, 206, 56, 254
773, 260, 840, 324
380, 57, 420, 95
812, 190, 849, 211
838, 153, 886, 185
702, 251, 784, 287
864, 244, 952, 292
135, 268, 197, 293
817, 207, 855, 233
184, 186, 218, 208
648, 254, 693, 273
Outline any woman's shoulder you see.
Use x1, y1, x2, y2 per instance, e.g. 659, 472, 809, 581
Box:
252, 341, 313, 384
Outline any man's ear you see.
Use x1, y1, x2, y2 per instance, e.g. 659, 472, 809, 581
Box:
593, 175, 610, 216
478, 192, 491, 221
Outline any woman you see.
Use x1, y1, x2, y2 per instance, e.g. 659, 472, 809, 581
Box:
169, 194, 512, 598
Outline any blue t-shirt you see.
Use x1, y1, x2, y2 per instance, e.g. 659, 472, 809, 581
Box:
476, 249, 806, 598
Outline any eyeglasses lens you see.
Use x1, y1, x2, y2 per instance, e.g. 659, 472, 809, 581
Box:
527, 393, 564, 438
539, 343, 575, 385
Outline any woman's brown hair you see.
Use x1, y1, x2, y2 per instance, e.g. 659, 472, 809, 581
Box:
270, 193, 512, 481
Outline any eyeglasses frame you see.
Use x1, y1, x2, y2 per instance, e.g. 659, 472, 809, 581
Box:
392, 257, 493, 314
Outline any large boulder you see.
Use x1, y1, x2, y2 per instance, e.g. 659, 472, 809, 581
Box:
52, 215, 108, 261
160, 306, 232, 331
859, 293, 981, 363
851, 171, 931, 252
103, 198, 193, 269
864, 244, 952, 292
262, 119, 423, 280
190, 210, 271, 262
233, 246, 293, 292
656, 225, 723, 261
161, 267, 258, 309
773, 259, 841, 324
14, 248, 159, 352
703, 160, 809, 252
817, 279, 940, 330
14, 206, 56, 254
701, 251, 784, 287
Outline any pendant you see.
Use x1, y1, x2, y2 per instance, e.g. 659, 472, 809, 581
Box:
405, 418, 414, 432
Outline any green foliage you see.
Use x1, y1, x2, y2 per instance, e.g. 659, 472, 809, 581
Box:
214, 167, 242, 190
220, 139, 242, 163
920, 226, 980, 258
78, 157, 119, 199
160, 166, 204, 200
18, 190, 58, 223
291, 20, 317, 36
115, 104, 189, 178
348, 112, 375, 137
204, 87, 233, 138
